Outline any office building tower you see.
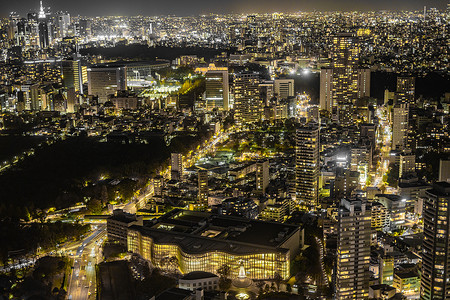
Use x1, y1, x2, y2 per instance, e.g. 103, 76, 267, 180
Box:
396, 76, 415, 104
360, 123, 377, 147
171, 153, 183, 181
205, 68, 229, 111
392, 103, 409, 151
336, 197, 371, 300
78, 19, 90, 36
399, 152, 415, 178
8, 13, 20, 41
421, 182, 450, 300
331, 33, 360, 124
30, 84, 46, 111
259, 81, 274, 106
334, 169, 359, 199
357, 68, 371, 99
37, 1, 49, 49
153, 175, 164, 197
233, 73, 261, 123
55, 12, 70, 38
439, 160, 450, 182
256, 160, 269, 194
320, 67, 333, 112
62, 57, 87, 94
295, 123, 319, 208
87, 66, 127, 103
198, 170, 208, 205
274, 79, 294, 100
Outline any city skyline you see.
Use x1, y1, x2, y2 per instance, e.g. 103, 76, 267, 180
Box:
0, 0, 449, 298
3, 0, 448, 17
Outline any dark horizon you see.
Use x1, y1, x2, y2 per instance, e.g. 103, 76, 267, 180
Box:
2, 0, 448, 18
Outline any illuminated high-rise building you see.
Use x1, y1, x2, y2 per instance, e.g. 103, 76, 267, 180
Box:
392, 103, 409, 151
256, 159, 269, 194
399, 152, 415, 178
62, 56, 87, 94
198, 170, 208, 205
233, 73, 262, 123
205, 68, 229, 111
330, 33, 360, 124
171, 153, 183, 181
336, 197, 370, 300
321, 66, 369, 114
320, 67, 333, 112
8, 13, 20, 41
396, 76, 415, 104
38, 1, 49, 49
55, 12, 70, 38
421, 182, 450, 300
357, 68, 371, 99
295, 123, 319, 209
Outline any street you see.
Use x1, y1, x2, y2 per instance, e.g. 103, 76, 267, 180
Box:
66, 225, 106, 300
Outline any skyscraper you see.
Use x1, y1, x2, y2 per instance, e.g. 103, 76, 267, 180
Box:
396, 76, 415, 104
295, 123, 319, 209
392, 103, 409, 151
319, 67, 333, 112
357, 68, 371, 99
336, 197, 371, 299
198, 170, 208, 206
331, 33, 360, 124
256, 160, 269, 194
38, 1, 49, 49
62, 56, 87, 94
233, 73, 262, 123
55, 12, 70, 38
171, 153, 183, 181
205, 68, 229, 111
421, 182, 450, 299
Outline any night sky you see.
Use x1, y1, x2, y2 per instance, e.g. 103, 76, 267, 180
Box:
2, 0, 448, 17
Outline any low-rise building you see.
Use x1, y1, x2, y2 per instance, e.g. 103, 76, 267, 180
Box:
178, 271, 219, 291
107, 209, 144, 246
127, 209, 302, 280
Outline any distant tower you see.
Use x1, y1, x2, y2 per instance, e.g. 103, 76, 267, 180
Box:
295, 123, 320, 209
395, 76, 415, 104
256, 160, 269, 194
38, 1, 49, 49
171, 153, 183, 181
198, 170, 208, 206
319, 67, 333, 112
330, 33, 360, 124
392, 103, 409, 151
421, 182, 450, 299
205, 68, 229, 111
336, 197, 371, 299
233, 73, 262, 123
38, 1, 46, 19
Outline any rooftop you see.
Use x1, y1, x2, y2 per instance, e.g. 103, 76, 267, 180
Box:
180, 271, 218, 280
129, 209, 300, 255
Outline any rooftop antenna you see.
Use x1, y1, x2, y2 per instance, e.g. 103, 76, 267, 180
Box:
38, 1, 46, 19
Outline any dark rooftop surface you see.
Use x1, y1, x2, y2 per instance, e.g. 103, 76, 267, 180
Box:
130, 209, 300, 255
155, 287, 191, 300
180, 271, 218, 280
